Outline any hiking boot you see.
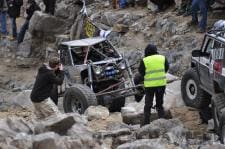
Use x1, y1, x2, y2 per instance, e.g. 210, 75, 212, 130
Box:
196, 28, 206, 33
187, 21, 198, 27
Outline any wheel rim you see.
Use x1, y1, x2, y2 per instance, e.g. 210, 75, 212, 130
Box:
186, 79, 197, 100
71, 96, 83, 114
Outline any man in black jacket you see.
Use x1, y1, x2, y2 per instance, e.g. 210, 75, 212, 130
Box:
30, 57, 64, 120
6, 0, 23, 40
43, 0, 56, 15
138, 44, 169, 125
17, 0, 40, 44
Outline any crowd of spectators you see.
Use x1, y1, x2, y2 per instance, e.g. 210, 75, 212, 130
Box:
114, 0, 218, 33
0, 0, 55, 44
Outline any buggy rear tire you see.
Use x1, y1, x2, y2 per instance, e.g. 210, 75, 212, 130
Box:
63, 84, 97, 114
109, 97, 125, 112
181, 68, 211, 108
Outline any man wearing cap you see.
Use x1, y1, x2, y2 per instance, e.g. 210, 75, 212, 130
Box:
138, 44, 169, 125
30, 57, 64, 120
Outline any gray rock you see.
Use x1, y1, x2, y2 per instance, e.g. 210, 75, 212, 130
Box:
200, 144, 225, 149
6, 117, 34, 134
84, 106, 110, 121
10, 133, 33, 149
11, 90, 33, 109
67, 113, 88, 125
32, 132, 60, 149
17, 33, 32, 58
35, 114, 76, 135
98, 128, 131, 138
136, 119, 184, 139
112, 134, 136, 149
0, 120, 16, 141
67, 123, 94, 140
29, 11, 67, 41
117, 138, 168, 149
164, 126, 189, 147
106, 122, 130, 131
136, 124, 161, 139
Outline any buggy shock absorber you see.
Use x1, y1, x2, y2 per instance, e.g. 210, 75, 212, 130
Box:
125, 59, 135, 89
87, 61, 93, 90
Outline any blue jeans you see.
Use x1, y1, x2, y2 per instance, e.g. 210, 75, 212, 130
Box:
11, 17, 17, 38
18, 20, 29, 44
0, 11, 7, 35
191, 0, 207, 30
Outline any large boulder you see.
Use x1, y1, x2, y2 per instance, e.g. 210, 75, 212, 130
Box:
29, 11, 68, 41
34, 114, 76, 135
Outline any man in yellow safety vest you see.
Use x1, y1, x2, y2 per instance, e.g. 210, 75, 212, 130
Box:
138, 44, 169, 125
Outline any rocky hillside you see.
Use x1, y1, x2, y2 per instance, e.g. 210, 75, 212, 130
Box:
0, 0, 225, 148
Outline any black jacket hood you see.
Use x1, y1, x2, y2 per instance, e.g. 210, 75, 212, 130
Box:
38, 64, 52, 74
144, 44, 158, 57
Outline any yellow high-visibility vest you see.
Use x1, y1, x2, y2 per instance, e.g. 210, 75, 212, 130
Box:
143, 55, 166, 87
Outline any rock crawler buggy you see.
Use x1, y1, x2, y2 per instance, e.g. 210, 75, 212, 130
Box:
58, 37, 144, 114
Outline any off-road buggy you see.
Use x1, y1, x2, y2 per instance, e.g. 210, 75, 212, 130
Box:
181, 28, 225, 143
58, 37, 144, 114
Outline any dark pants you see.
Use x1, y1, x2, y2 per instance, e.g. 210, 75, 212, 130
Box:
150, 0, 164, 10
11, 17, 17, 38
144, 86, 165, 125
150, 0, 173, 10
0, 11, 7, 35
50, 84, 58, 105
43, 0, 56, 15
191, 0, 207, 30
17, 20, 29, 44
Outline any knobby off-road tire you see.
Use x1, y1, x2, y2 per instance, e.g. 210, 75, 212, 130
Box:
63, 84, 97, 114
212, 93, 225, 135
219, 112, 225, 144
181, 68, 211, 108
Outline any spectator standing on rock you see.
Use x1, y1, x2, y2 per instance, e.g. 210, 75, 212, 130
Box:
17, 0, 40, 44
6, 0, 23, 40
43, 0, 56, 15
0, 0, 8, 37
138, 44, 169, 126
30, 57, 64, 120
188, 0, 208, 33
